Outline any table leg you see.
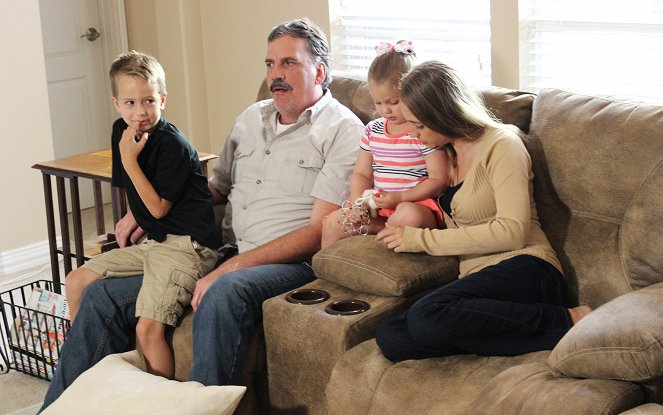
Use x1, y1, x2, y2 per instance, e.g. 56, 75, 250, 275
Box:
111, 187, 127, 226
42, 174, 61, 292
93, 180, 105, 236
55, 177, 72, 276
202, 160, 209, 177
69, 177, 85, 267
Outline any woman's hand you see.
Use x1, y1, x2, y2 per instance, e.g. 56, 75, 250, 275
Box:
375, 223, 405, 252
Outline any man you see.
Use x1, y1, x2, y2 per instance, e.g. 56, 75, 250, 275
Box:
40, 18, 363, 410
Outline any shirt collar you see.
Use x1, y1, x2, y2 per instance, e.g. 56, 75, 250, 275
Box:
260, 89, 333, 136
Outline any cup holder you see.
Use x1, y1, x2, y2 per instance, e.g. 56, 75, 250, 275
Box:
325, 299, 371, 316
285, 289, 330, 305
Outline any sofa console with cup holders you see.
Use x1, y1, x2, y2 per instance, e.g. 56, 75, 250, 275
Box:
168, 72, 663, 415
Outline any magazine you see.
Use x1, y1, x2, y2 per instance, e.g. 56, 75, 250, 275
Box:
8, 286, 70, 375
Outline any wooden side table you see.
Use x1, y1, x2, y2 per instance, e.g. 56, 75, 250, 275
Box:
32, 148, 217, 292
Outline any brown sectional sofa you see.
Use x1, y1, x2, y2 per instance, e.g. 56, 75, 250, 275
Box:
172, 72, 663, 415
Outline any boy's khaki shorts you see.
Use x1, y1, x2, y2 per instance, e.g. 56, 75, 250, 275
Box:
83, 234, 218, 326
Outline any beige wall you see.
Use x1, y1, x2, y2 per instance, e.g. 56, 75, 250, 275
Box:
125, 0, 211, 153
0, 1, 55, 254
125, 0, 330, 154
199, 0, 330, 153
0, 0, 331, 271
490, 0, 519, 89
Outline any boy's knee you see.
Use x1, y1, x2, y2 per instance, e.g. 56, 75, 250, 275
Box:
65, 268, 100, 295
65, 267, 88, 284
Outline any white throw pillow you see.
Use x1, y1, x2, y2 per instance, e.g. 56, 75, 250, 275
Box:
42, 351, 246, 415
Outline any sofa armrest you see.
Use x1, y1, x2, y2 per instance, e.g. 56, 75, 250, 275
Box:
312, 235, 459, 297
263, 278, 411, 415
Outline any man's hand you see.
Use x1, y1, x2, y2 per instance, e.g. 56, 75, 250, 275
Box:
375, 223, 405, 252
191, 257, 243, 311
191, 272, 219, 311
114, 211, 144, 248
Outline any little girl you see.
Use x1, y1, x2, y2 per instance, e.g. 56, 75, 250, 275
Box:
321, 41, 449, 248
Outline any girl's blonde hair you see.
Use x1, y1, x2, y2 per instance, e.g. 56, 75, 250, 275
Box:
368, 40, 417, 88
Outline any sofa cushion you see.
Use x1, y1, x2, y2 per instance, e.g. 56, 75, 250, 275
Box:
479, 86, 536, 133
42, 351, 246, 415
526, 89, 663, 308
468, 363, 644, 415
326, 339, 551, 415
548, 282, 663, 382
312, 235, 459, 297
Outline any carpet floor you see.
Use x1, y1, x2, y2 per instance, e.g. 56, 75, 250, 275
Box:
0, 204, 113, 414
1, 262, 54, 415
0, 370, 48, 414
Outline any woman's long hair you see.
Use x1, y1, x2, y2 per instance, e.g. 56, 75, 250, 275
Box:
400, 61, 498, 140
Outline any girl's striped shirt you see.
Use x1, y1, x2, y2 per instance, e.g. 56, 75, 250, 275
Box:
360, 118, 435, 191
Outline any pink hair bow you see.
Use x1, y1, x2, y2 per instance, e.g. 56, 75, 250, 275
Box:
375, 41, 415, 56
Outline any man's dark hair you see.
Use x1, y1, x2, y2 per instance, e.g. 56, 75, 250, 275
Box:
268, 18, 332, 89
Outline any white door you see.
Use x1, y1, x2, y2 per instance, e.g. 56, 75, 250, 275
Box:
39, 0, 116, 209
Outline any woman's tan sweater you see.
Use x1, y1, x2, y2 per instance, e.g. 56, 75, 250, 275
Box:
402, 125, 562, 277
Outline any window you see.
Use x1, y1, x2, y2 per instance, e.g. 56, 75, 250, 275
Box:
330, 0, 663, 104
329, 0, 492, 87
519, 0, 663, 104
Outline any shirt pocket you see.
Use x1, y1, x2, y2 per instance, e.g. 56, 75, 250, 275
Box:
231, 142, 256, 183
276, 152, 324, 195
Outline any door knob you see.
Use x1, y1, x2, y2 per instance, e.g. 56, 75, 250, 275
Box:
80, 27, 100, 42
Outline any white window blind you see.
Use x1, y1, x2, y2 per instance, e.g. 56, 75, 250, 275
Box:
519, 0, 663, 104
329, 0, 492, 87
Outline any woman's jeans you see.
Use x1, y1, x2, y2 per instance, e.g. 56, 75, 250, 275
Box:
376, 255, 572, 361
40, 263, 315, 412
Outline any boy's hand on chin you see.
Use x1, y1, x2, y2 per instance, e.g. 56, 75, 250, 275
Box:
119, 125, 148, 164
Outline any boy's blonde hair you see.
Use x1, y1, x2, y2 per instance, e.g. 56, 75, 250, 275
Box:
368, 40, 417, 89
109, 50, 167, 97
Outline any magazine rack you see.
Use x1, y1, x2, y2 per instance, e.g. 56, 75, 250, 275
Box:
0, 280, 70, 380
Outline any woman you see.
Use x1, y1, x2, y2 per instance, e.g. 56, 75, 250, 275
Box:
375, 61, 591, 361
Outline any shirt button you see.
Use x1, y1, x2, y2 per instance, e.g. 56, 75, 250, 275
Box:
237, 237, 243, 241
242, 204, 247, 210
298, 160, 304, 165
256, 179, 262, 184
265, 149, 271, 155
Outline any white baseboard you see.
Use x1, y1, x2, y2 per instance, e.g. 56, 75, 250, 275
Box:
0, 238, 59, 275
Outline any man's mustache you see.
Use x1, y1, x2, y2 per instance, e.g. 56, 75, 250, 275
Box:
270, 80, 293, 92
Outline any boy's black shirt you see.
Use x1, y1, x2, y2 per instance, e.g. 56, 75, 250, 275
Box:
111, 116, 221, 249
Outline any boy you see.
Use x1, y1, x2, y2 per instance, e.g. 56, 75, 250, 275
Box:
64, 50, 220, 379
